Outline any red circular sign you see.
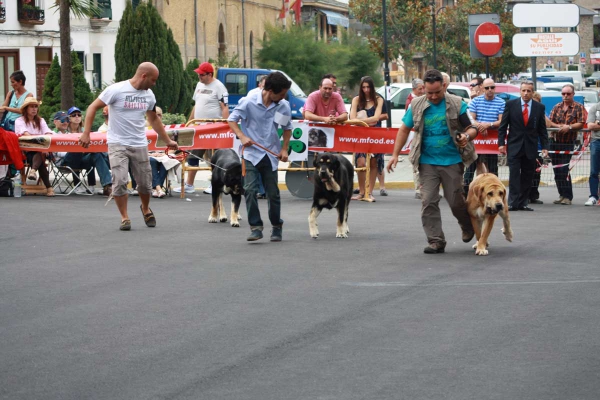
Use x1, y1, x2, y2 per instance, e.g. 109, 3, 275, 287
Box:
474, 22, 503, 56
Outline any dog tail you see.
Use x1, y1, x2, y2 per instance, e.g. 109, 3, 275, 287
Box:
475, 160, 488, 176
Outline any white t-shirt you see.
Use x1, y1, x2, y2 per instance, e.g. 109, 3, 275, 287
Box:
99, 80, 156, 147
192, 79, 229, 119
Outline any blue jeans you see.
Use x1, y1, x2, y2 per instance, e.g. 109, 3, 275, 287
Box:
150, 157, 167, 188
590, 140, 600, 200
243, 155, 282, 229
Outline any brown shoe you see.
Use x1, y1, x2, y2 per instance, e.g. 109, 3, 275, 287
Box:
553, 196, 565, 204
462, 229, 475, 243
424, 243, 445, 254
140, 205, 156, 227
103, 185, 112, 197
560, 198, 572, 205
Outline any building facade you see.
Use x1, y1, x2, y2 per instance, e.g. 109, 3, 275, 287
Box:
0, 0, 123, 100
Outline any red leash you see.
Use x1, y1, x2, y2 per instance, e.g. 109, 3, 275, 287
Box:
240, 142, 280, 177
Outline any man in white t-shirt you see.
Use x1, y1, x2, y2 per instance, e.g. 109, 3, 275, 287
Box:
80, 62, 178, 231
174, 62, 229, 194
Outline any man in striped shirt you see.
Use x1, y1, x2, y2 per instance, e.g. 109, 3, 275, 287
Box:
463, 78, 505, 194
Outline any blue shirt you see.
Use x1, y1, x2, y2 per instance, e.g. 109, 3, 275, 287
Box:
403, 99, 468, 166
468, 95, 505, 123
228, 89, 293, 170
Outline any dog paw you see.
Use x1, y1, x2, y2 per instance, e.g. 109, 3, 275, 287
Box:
231, 221, 240, 227
502, 228, 513, 242
475, 248, 489, 256
219, 217, 228, 223
336, 233, 348, 238
472, 243, 478, 249
208, 216, 218, 223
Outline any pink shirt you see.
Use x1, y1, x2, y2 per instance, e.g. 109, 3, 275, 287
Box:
304, 90, 347, 117
15, 117, 52, 135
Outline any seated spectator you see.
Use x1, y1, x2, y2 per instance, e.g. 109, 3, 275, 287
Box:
14, 98, 55, 196
55, 107, 112, 196
146, 107, 180, 197
0, 70, 34, 132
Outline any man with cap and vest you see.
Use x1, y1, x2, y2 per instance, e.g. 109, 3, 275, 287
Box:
173, 62, 229, 195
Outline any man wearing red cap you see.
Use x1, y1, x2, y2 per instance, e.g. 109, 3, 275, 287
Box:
174, 62, 229, 194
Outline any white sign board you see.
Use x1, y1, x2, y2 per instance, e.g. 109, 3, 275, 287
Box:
512, 32, 580, 57
513, 4, 579, 28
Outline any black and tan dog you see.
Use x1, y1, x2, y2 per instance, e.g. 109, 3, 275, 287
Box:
309, 153, 354, 238
208, 149, 243, 227
466, 163, 513, 255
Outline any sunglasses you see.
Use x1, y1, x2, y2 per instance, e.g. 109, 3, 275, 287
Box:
561, 92, 573, 96
70, 113, 82, 117
470, 83, 479, 87
56, 118, 69, 123
484, 86, 496, 90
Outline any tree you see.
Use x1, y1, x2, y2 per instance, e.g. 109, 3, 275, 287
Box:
40, 53, 95, 121
115, 1, 192, 114
51, 0, 100, 110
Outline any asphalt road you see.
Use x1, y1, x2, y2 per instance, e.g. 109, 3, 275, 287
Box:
1, 187, 599, 400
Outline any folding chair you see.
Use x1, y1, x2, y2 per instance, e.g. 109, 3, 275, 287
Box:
50, 160, 96, 196
20, 160, 50, 196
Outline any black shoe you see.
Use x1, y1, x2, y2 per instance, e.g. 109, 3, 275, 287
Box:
424, 243, 445, 254
462, 230, 475, 243
529, 199, 543, 204
270, 226, 283, 242
353, 188, 360, 194
247, 229, 264, 241
519, 206, 534, 211
508, 206, 518, 211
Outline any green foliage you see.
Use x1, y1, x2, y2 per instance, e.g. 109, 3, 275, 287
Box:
208, 53, 241, 68
50, 0, 100, 18
161, 112, 187, 125
39, 53, 94, 121
115, 1, 192, 114
257, 24, 383, 94
89, 110, 105, 132
40, 55, 62, 121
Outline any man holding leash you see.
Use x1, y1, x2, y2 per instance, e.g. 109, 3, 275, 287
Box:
228, 72, 292, 242
79, 62, 178, 231
386, 69, 477, 254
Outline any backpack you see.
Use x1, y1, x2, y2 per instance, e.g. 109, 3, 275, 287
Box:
0, 170, 14, 197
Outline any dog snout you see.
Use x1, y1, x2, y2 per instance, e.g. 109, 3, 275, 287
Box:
495, 203, 503, 211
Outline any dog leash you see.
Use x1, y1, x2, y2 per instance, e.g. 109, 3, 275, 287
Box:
240, 142, 280, 177
168, 149, 228, 171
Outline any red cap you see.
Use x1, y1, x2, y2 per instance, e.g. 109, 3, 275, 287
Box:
194, 62, 214, 75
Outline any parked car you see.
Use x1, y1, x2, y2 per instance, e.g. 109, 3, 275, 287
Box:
585, 71, 600, 88
374, 83, 470, 127
216, 68, 307, 119
576, 90, 599, 113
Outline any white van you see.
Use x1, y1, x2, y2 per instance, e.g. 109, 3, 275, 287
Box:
517, 71, 583, 90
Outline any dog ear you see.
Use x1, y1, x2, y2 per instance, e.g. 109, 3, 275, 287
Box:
477, 185, 486, 201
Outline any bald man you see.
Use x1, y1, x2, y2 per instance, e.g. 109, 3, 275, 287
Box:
304, 78, 348, 124
80, 62, 178, 231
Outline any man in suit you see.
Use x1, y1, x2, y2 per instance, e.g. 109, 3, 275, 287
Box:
498, 81, 549, 211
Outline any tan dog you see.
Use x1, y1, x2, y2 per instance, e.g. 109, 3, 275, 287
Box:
466, 163, 513, 256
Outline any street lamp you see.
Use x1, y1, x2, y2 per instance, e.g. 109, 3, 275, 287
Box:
431, 0, 437, 69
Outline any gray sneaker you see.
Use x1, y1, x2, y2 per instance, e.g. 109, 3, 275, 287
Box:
247, 229, 263, 241
270, 226, 283, 242
424, 242, 445, 254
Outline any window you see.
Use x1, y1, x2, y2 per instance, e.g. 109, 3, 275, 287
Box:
96, 0, 112, 19
0, 50, 19, 97
256, 74, 267, 88
93, 53, 102, 89
224, 73, 248, 96
76, 51, 84, 67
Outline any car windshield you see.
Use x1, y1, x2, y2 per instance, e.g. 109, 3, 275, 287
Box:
577, 91, 599, 104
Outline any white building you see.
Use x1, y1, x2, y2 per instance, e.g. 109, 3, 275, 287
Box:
0, 0, 123, 101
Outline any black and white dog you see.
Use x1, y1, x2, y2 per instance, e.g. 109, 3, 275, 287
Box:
309, 153, 354, 238
208, 149, 244, 227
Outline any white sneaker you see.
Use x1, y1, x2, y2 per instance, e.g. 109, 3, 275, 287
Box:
173, 183, 195, 193
203, 184, 212, 194
74, 186, 93, 194
584, 197, 598, 206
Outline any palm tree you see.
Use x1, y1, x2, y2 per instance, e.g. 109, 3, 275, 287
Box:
52, 0, 100, 109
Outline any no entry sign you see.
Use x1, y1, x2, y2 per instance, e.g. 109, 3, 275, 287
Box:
474, 22, 503, 56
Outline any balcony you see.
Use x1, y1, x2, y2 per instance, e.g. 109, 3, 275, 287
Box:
18, 0, 45, 25
89, 0, 111, 29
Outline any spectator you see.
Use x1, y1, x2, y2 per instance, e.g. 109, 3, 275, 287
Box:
405, 78, 424, 110
349, 76, 384, 202
14, 98, 55, 196
174, 62, 229, 195
386, 69, 477, 254
584, 99, 600, 206
322, 73, 338, 93
227, 72, 292, 242
548, 83, 585, 205
498, 81, 549, 211
463, 77, 504, 195
0, 71, 34, 132
147, 107, 180, 198
470, 76, 483, 99
79, 62, 178, 231
303, 78, 348, 123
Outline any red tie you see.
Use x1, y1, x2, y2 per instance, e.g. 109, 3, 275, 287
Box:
523, 103, 529, 126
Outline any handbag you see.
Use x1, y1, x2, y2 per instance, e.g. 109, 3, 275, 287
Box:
0, 90, 16, 131
0, 170, 14, 197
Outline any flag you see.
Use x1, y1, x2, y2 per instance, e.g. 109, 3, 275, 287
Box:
279, 0, 290, 20
290, 0, 302, 24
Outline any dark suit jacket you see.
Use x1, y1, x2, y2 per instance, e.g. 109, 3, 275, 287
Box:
498, 98, 548, 159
